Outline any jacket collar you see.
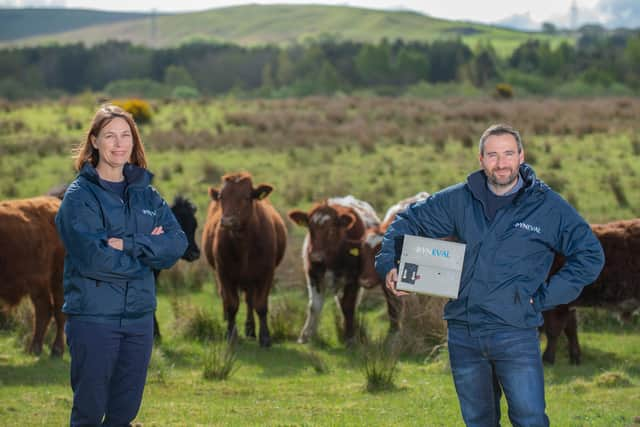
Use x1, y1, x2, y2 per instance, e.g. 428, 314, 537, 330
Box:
79, 162, 153, 189
467, 163, 546, 204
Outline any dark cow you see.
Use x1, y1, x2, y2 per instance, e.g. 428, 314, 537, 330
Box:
152, 196, 201, 340
542, 219, 640, 365
202, 172, 287, 347
288, 196, 380, 344
0, 196, 65, 356
358, 193, 430, 333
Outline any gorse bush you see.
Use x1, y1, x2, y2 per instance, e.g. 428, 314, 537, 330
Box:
112, 98, 153, 124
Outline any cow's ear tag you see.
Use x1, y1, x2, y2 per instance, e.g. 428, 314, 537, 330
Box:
349, 248, 360, 256
258, 191, 267, 200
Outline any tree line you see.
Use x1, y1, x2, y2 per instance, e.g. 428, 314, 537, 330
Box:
1, 26, 639, 100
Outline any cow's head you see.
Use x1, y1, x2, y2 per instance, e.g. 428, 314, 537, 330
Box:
171, 196, 200, 262
358, 226, 384, 288
288, 203, 358, 266
209, 172, 272, 232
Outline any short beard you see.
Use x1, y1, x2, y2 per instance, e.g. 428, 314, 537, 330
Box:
488, 168, 518, 189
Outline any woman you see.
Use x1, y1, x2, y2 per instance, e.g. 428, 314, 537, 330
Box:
56, 104, 187, 426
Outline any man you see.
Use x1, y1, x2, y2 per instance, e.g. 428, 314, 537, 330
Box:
375, 124, 604, 427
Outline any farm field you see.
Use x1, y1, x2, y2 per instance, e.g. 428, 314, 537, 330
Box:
1, 95, 640, 426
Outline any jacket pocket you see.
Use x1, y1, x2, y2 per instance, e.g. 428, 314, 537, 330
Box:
83, 281, 126, 316
126, 276, 156, 314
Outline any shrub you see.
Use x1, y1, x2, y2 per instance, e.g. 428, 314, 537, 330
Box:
112, 98, 153, 124
594, 371, 632, 388
147, 347, 173, 384
202, 339, 239, 381
494, 83, 514, 99
607, 174, 629, 208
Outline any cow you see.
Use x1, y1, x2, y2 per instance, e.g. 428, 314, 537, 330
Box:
201, 172, 287, 347
288, 195, 380, 345
358, 193, 430, 333
0, 196, 65, 357
542, 219, 640, 365
152, 196, 201, 340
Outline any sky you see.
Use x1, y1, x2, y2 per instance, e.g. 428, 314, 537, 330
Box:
1, 0, 638, 29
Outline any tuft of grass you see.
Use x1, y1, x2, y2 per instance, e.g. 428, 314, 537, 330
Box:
268, 296, 306, 343
173, 302, 225, 342
360, 335, 401, 393
594, 371, 633, 388
202, 339, 239, 381
302, 349, 330, 374
147, 347, 174, 384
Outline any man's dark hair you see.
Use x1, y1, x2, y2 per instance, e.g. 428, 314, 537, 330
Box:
479, 124, 523, 155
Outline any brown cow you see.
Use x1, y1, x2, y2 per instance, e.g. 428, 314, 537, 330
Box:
288, 196, 380, 344
0, 196, 65, 356
542, 219, 640, 365
358, 193, 430, 333
202, 173, 287, 347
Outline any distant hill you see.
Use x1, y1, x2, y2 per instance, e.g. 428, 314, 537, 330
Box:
0, 8, 154, 42
0, 5, 567, 55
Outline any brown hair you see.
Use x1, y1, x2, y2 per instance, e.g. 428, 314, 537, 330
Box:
73, 104, 147, 171
479, 123, 523, 156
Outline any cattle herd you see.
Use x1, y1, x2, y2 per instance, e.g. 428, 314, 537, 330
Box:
0, 172, 638, 366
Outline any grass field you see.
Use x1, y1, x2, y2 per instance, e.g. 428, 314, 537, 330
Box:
1, 95, 639, 425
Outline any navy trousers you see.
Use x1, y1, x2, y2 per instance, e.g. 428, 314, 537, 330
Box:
65, 316, 153, 427
447, 326, 549, 427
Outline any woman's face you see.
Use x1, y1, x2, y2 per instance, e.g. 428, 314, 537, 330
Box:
92, 117, 133, 171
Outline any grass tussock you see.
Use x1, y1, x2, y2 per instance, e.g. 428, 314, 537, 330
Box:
360, 334, 401, 393
172, 300, 225, 342
147, 347, 174, 384
202, 339, 239, 381
594, 371, 633, 388
268, 296, 306, 343
302, 349, 330, 374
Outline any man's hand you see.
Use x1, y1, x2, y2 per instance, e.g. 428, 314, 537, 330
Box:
385, 268, 409, 296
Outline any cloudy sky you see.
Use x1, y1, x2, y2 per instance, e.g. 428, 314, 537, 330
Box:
1, 0, 638, 29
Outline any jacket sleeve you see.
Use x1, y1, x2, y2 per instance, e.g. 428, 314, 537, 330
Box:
55, 188, 146, 282
532, 204, 605, 312
375, 191, 456, 280
122, 188, 188, 270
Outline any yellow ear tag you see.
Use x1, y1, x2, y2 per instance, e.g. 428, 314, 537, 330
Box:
349, 248, 360, 256
258, 192, 267, 200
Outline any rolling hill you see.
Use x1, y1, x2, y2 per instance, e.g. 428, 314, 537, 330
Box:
0, 8, 153, 42
0, 5, 568, 55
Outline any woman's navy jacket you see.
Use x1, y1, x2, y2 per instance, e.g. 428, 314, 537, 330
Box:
375, 164, 605, 336
56, 163, 188, 322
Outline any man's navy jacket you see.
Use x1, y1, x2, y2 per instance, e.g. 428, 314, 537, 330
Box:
375, 164, 605, 336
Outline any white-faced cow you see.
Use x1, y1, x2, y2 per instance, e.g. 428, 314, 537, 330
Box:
542, 218, 640, 365
358, 192, 430, 333
288, 195, 380, 344
202, 172, 287, 347
0, 196, 65, 356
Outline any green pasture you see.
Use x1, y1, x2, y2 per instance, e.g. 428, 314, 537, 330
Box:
1, 283, 639, 426
1, 96, 639, 425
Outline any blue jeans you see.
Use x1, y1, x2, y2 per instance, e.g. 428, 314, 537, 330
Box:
447, 327, 549, 427
65, 317, 153, 427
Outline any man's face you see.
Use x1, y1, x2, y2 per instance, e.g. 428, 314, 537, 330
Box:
479, 133, 524, 192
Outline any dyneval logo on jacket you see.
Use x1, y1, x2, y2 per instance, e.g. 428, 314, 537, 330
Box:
415, 245, 450, 258
513, 222, 542, 234
141, 209, 157, 217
